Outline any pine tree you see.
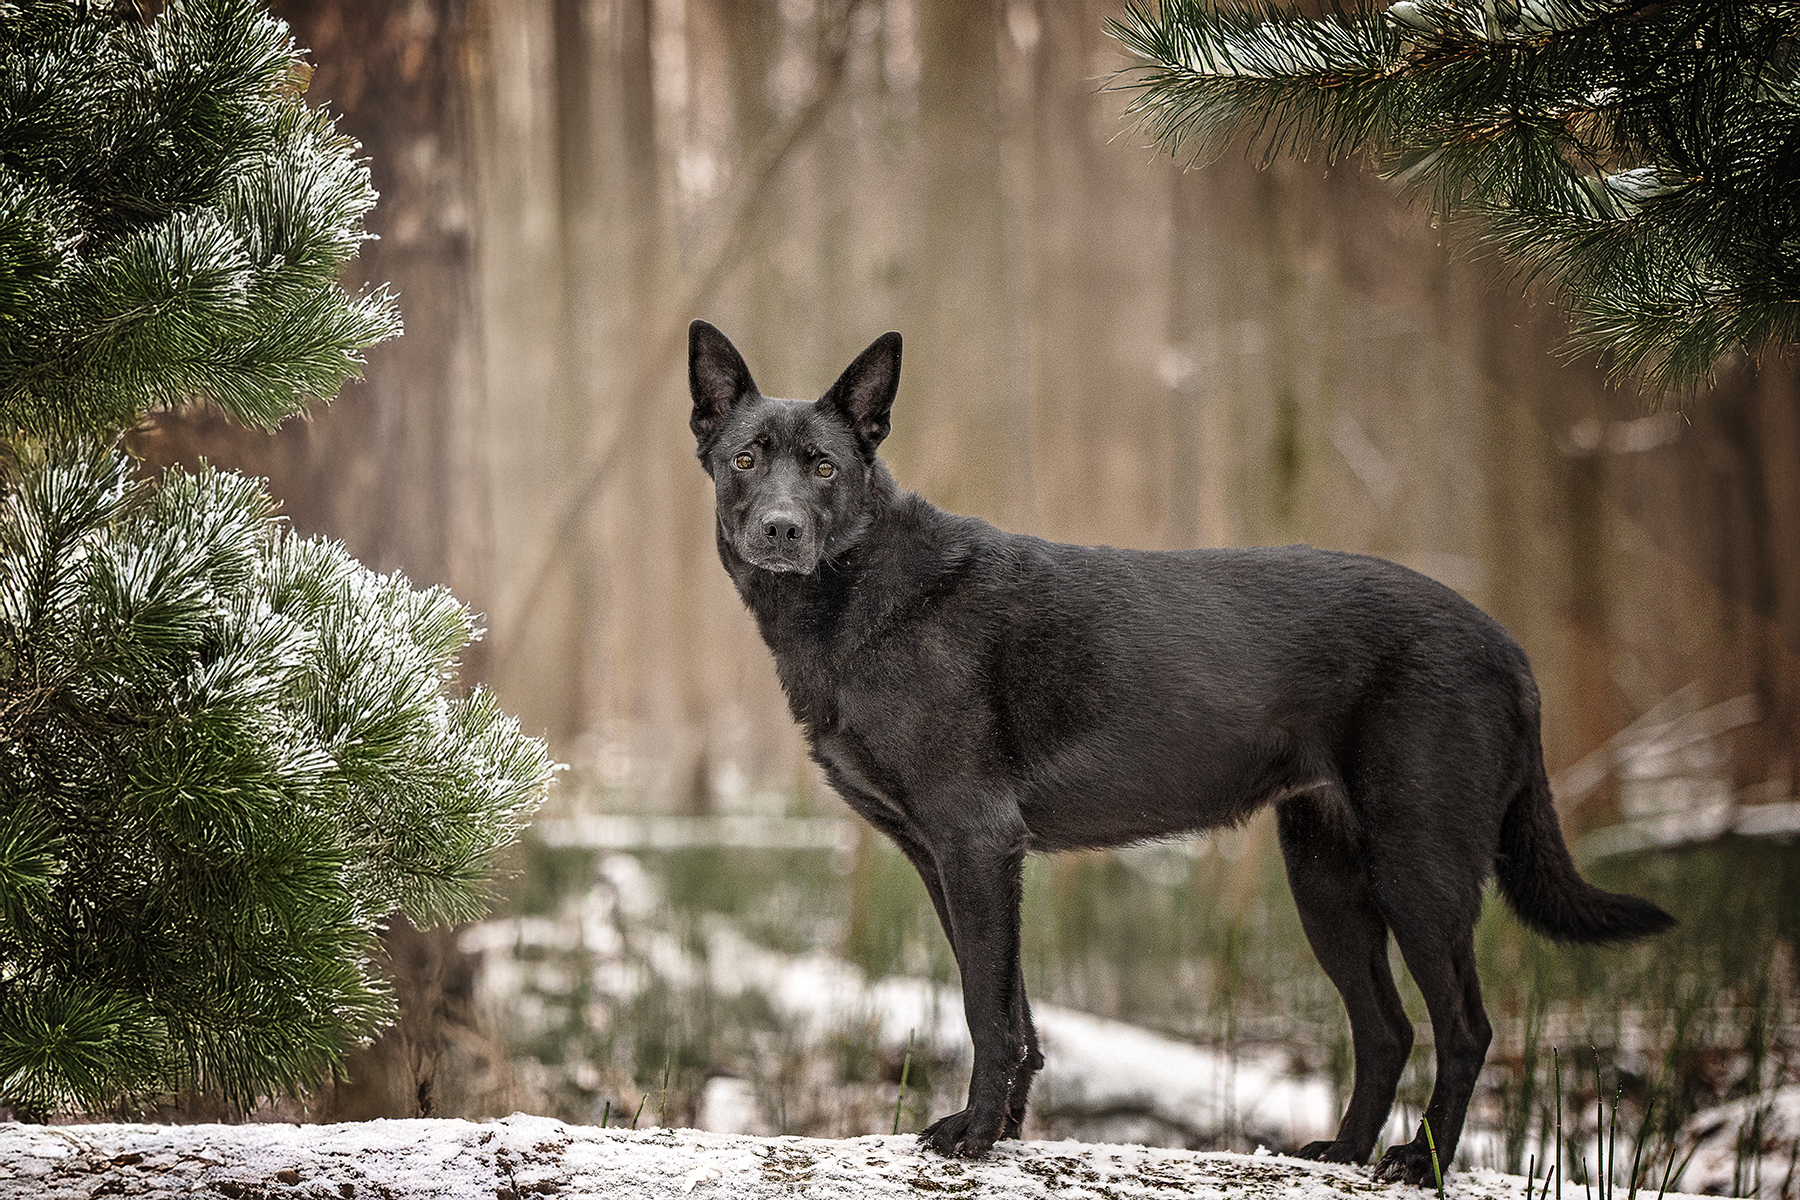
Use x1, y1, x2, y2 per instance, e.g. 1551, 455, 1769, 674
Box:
0, 0, 555, 1118
1109, 0, 1800, 394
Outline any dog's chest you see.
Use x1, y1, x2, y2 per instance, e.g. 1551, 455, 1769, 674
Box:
782, 646, 995, 822
809, 726, 910, 821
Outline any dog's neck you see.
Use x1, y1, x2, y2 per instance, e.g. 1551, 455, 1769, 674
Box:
721, 463, 975, 710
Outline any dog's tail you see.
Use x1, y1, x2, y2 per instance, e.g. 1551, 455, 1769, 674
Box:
1493, 684, 1676, 944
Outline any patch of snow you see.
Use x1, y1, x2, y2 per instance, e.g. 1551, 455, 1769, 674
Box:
534, 814, 858, 854
1033, 1006, 1336, 1145
698, 1076, 768, 1137
1677, 1085, 1800, 1199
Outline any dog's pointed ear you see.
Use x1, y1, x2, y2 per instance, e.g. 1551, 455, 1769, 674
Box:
690, 320, 760, 451
815, 331, 901, 459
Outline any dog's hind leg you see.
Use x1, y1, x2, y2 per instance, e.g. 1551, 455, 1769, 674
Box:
1278, 789, 1414, 1165
1372, 916, 1491, 1185
1358, 726, 1500, 1183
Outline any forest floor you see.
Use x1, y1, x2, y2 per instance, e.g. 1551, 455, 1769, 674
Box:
0, 1113, 1597, 1200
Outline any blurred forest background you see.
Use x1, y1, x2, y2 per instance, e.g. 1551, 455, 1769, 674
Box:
128, 0, 1800, 1185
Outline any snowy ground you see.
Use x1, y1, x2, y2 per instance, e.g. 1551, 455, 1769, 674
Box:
462, 851, 1346, 1150
688, 919, 1340, 1147
1677, 1085, 1800, 1199
0, 1112, 1638, 1200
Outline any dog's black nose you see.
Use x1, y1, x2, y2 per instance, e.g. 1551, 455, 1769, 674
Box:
763, 515, 804, 542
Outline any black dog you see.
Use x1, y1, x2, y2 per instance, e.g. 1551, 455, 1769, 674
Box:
687, 320, 1673, 1182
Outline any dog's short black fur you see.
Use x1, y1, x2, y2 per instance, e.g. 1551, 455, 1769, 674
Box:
688, 320, 1674, 1182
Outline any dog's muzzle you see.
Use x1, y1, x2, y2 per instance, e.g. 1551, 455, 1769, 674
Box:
737, 510, 823, 573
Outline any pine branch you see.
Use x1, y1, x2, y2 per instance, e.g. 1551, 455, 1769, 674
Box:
1110, 0, 1409, 167
0, 0, 401, 439
0, 1, 550, 1118
0, 447, 555, 1115
1110, 0, 1800, 393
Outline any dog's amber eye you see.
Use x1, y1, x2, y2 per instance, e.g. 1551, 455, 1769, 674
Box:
816, 461, 836, 478
733, 453, 754, 470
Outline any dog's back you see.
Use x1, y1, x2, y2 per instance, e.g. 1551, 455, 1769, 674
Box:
747, 487, 1517, 848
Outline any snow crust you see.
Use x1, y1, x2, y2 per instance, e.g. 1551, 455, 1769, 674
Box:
2, 1112, 1569, 1200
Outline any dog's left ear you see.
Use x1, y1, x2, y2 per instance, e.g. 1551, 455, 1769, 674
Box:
690, 319, 760, 452
816, 331, 901, 460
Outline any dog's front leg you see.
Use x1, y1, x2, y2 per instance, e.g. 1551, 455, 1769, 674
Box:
867, 810, 1042, 1142
919, 825, 1029, 1159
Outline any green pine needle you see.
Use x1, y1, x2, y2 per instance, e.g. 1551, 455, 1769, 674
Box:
0, 0, 402, 439
0, 3, 526, 1117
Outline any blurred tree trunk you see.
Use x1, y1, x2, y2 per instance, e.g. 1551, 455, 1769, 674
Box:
900, 0, 1019, 524
1757, 366, 1800, 786
1021, 1, 1169, 546
544, 0, 661, 748
278, 0, 492, 1124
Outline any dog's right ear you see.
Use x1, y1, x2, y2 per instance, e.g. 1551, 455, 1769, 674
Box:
689, 320, 760, 452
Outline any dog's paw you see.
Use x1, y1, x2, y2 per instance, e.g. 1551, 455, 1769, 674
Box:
1372, 1141, 1444, 1187
1291, 1140, 1365, 1164
920, 1108, 1004, 1158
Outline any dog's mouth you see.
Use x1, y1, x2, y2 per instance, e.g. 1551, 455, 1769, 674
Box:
739, 547, 817, 574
